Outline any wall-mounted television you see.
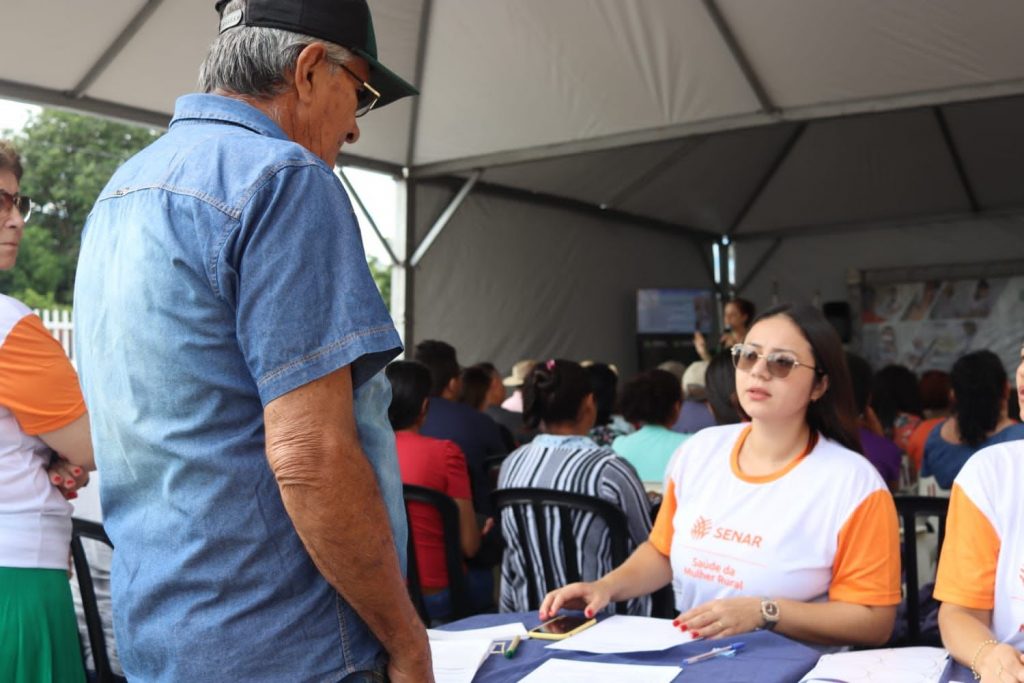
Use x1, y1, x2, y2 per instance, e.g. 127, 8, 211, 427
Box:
636, 288, 714, 335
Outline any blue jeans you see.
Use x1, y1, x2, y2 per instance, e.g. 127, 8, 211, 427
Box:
423, 567, 495, 621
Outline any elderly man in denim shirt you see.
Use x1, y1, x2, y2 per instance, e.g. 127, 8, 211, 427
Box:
73, 1, 430, 681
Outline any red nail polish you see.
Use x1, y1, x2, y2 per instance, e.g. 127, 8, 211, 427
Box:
680, 624, 688, 632
65, 479, 75, 487
53, 475, 62, 483
585, 609, 592, 618
692, 631, 700, 637
72, 467, 82, 475
68, 492, 78, 499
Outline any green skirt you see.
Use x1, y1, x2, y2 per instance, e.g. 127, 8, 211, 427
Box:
0, 566, 86, 683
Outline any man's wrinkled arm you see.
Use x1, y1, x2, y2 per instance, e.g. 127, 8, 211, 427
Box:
264, 366, 430, 678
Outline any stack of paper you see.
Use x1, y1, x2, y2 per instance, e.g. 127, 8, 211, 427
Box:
519, 659, 681, 682
427, 622, 529, 683
800, 646, 949, 683
546, 615, 695, 654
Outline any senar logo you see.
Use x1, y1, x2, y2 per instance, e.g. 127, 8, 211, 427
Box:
690, 516, 712, 540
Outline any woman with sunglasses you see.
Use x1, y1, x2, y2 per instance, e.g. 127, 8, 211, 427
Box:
932, 344, 1024, 683
0, 140, 94, 682
540, 303, 900, 646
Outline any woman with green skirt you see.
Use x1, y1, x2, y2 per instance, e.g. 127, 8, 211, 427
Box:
0, 139, 95, 682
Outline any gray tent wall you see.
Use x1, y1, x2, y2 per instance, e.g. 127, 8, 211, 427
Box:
735, 217, 1024, 316
406, 182, 710, 376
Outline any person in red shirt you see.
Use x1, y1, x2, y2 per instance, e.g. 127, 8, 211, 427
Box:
386, 361, 494, 620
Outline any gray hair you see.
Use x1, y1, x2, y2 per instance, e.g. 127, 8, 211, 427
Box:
198, 0, 352, 99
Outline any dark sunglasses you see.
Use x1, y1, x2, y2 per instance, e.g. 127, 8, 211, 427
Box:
0, 189, 31, 222
731, 343, 821, 379
336, 62, 381, 118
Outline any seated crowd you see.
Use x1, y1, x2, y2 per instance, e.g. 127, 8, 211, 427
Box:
384, 302, 1024, 680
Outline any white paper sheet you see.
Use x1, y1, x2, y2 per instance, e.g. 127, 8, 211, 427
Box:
799, 646, 949, 683
427, 622, 528, 642
519, 658, 681, 683
428, 638, 493, 683
545, 615, 696, 654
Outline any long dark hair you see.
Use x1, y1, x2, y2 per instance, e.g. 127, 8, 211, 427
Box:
951, 350, 1007, 447
584, 363, 618, 427
706, 351, 744, 424
385, 361, 432, 430
752, 303, 862, 453
523, 359, 592, 429
871, 364, 923, 432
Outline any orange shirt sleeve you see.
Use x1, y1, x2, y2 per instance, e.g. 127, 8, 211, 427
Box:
649, 478, 677, 556
0, 314, 86, 435
906, 417, 941, 473
829, 488, 902, 606
933, 483, 999, 610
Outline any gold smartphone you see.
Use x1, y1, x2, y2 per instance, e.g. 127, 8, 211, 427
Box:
527, 615, 597, 640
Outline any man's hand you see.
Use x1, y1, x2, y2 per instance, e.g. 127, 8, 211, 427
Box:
387, 640, 434, 683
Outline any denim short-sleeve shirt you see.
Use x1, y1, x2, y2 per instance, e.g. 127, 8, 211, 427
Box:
73, 94, 405, 682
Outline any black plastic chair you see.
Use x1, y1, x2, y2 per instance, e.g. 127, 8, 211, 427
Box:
894, 495, 949, 646
491, 487, 638, 615
70, 518, 124, 683
402, 484, 473, 623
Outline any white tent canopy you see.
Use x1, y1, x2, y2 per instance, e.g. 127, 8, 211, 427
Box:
4, 1, 1024, 371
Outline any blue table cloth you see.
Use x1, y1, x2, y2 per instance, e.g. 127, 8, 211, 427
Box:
438, 612, 823, 682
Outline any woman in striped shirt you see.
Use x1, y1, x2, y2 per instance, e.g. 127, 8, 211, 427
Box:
496, 359, 652, 615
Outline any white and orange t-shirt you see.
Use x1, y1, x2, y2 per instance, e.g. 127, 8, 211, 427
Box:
650, 423, 901, 611
0, 294, 86, 569
934, 442, 1024, 646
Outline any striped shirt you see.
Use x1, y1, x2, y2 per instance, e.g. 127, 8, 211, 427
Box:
496, 434, 652, 615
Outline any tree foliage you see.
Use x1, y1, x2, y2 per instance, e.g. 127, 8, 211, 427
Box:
367, 255, 392, 309
1, 109, 160, 305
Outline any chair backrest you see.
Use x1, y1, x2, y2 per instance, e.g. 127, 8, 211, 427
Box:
917, 474, 952, 498
893, 496, 950, 646
491, 487, 631, 614
70, 517, 120, 683
402, 484, 472, 622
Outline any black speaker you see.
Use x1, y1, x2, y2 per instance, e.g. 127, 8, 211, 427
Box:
823, 301, 852, 343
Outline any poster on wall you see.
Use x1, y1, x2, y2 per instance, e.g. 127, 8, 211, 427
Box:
861, 276, 1024, 374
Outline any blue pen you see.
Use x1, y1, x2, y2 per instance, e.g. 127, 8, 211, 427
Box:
682, 641, 746, 665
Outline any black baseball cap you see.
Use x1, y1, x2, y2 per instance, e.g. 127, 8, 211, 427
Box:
215, 0, 418, 108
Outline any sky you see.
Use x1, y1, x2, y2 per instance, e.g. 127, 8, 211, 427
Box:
0, 98, 399, 264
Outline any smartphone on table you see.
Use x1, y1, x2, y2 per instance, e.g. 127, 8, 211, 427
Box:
527, 614, 597, 640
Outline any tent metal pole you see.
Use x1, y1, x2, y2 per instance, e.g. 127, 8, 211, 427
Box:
700, 0, 776, 115
337, 169, 401, 267
397, 180, 417, 350
735, 238, 783, 295
726, 123, 806, 233
933, 107, 980, 213
404, 0, 435, 168
409, 170, 481, 267
71, 0, 166, 98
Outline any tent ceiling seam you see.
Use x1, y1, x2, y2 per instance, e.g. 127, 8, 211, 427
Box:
933, 107, 980, 214
71, 0, 167, 99
727, 123, 806, 236
736, 238, 783, 295
604, 137, 707, 209
700, 0, 776, 115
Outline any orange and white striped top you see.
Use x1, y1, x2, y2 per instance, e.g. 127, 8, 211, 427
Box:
650, 423, 901, 612
0, 293, 86, 569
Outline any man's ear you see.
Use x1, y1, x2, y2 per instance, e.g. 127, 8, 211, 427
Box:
810, 374, 829, 402
292, 42, 329, 104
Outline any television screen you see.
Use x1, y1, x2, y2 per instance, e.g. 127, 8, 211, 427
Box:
637, 289, 714, 334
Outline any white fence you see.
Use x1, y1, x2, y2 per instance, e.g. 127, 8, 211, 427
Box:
36, 308, 74, 362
